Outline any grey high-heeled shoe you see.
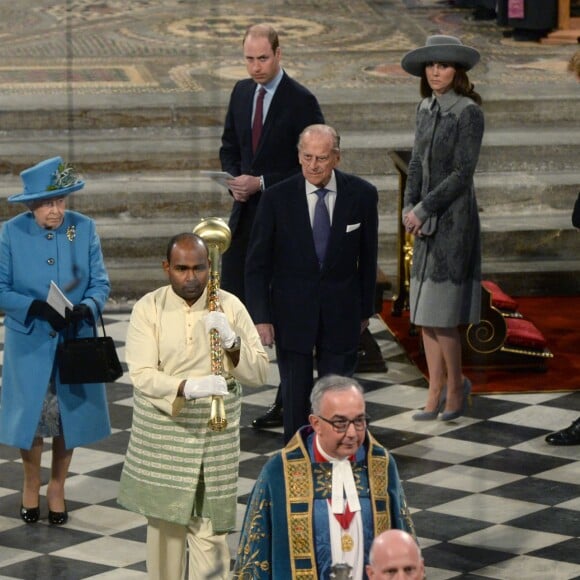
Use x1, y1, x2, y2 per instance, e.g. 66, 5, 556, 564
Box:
441, 378, 472, 421
412, 409, 440, 421
412, 387, 447, 421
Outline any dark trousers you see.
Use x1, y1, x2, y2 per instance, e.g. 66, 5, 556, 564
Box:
221, 211, 253, 304
277, 345, 358, 443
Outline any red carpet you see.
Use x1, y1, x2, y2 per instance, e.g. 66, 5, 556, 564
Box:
380, 296, 580, 395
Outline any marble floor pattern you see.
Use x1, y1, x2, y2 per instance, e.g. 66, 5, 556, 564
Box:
0, 313, 579, 580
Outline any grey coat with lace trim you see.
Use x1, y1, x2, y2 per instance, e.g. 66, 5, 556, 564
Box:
403, 90, 483, 327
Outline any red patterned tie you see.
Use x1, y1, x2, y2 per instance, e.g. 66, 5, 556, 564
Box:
252, 87, 266, 154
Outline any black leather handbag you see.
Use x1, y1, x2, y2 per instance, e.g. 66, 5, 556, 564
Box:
57, 300, 123, 384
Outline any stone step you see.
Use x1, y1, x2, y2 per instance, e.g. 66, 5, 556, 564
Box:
0, 125, 577, 176
79, 211, 578, 299
86, 209, 578, 251
2, 189, 560, 300
2, 88, 578, 132
0, 89, 575, 301
0, 171, 580, 227
106, 256, 580, 302
86, 212, 575, 258
329, 95, 580, 132
343, 127, 580, 174
469, 172, 579, 213
1, 170, 577, 221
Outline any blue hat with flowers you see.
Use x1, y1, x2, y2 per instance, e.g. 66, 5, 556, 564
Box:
8, 156, 85, 204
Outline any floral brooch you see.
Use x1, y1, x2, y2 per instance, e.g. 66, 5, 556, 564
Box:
66, 225, 76, 242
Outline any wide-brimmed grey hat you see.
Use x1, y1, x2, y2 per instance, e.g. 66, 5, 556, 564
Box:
8, 156, 85, 203
401, 35, 480, 77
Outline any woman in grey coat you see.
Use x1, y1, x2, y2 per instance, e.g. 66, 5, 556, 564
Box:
400, 36, 484, 421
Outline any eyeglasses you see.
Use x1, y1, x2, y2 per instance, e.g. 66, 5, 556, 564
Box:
317, 415, 369, 433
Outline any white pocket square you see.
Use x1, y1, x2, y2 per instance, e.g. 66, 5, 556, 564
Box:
346, 223, 360, 233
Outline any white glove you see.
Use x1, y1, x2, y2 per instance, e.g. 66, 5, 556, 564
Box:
183, 375, 228, 400
204, 311, 236, 349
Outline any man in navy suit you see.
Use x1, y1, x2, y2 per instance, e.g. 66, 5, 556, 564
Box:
245, 124, 379, 443
220, 23, 324, 304
220, 23, 324, 430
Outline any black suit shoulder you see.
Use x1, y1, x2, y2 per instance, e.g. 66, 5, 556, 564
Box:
334, 170, 379, 196
230, 77, 256, 95
262, 171, 303, 195
267, 72, 324, 121
278, 72, 319, 99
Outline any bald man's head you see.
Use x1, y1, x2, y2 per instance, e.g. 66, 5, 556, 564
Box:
366, 530, 424, 579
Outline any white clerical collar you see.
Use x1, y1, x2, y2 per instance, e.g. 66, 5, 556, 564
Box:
315, 436, 361, 514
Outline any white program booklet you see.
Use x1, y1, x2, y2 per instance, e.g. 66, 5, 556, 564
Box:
47, 280, 73, 318
199, 170, 234, 189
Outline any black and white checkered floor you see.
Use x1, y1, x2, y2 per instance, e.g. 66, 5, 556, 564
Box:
0, 313, 579, 579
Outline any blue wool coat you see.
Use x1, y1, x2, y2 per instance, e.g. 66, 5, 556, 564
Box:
0, 210, 111, 450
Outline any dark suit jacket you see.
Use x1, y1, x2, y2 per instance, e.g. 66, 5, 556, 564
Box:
245, 170, 379, 354
220, 72, 324, 236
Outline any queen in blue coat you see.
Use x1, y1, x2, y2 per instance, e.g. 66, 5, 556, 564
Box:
0, 157, 111, 526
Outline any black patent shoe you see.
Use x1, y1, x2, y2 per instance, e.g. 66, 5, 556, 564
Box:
545, 418, 580, 446
48, 503, 68, 525
252, 403, 283, 429
20, 505, 40, 524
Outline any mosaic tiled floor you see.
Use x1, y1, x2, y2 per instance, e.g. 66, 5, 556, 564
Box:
0, 313, 579, 579
0, 0, 576, 96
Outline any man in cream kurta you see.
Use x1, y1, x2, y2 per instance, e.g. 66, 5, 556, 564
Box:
118, 233, 269, 580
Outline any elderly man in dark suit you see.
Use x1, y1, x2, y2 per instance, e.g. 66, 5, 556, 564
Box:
220, 23, 324, 304
245, 124, 379, 443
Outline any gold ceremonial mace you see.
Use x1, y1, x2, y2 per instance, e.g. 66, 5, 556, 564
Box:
192, 217, 232, 431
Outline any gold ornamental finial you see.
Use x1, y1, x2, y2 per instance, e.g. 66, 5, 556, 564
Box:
193, 217, 232, 432
192, 217, 231, 257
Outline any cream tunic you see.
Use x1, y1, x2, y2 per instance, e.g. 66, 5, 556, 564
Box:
118, 286, 268, 531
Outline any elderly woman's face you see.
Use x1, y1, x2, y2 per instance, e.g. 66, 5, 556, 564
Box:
30, 197, 66, 229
